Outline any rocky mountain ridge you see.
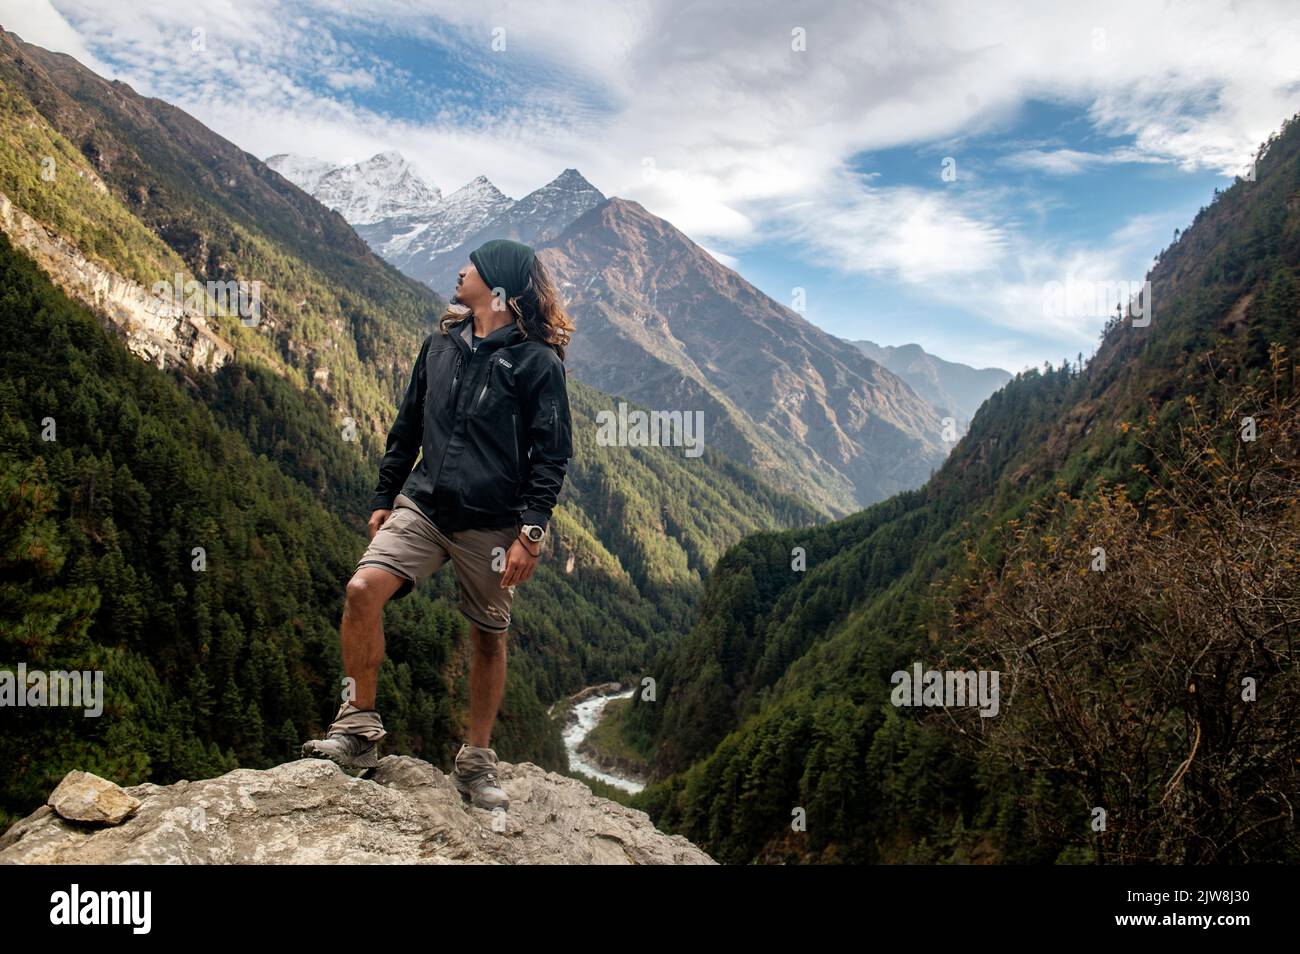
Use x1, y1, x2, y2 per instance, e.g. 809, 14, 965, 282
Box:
849, 339, 1012, 427
267, 152, 605, 293
272, 150, 952, 512
0, 759, 715, 865
542, 196, 948, 513
0, 190, 232, 372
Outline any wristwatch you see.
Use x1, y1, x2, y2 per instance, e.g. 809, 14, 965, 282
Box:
519, 524, 545, 555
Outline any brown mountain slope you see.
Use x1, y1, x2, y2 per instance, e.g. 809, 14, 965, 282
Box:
0, 27, 439, 446
541, 197, 947, 515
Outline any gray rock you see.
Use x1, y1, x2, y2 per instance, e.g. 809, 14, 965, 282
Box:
0, 757, 715, 865
0, 191, 233, 374
46, 771, 140, 825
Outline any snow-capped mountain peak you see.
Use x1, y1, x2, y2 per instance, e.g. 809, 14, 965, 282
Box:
500, 169, 605, 243
447, 174, 511, 208
267, 151, 442, 225
362, 172, 509, 265
266, 150, 606, 292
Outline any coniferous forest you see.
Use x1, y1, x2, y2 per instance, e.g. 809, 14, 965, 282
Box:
627, 116, 1300, 863
0, 17, 1297, 875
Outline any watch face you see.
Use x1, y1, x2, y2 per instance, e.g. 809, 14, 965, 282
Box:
525, 526, 544, 541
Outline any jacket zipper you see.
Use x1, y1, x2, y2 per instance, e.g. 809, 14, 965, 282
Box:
474, 364, 491, 413
510, 412, 519, 480
448, 353, 463, 401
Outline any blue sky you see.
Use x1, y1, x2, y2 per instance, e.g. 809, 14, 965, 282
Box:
4, 0, 1298, 372
738, 97, 1230, 367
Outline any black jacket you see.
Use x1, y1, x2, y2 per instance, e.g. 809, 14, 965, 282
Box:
369, 315, 574, 533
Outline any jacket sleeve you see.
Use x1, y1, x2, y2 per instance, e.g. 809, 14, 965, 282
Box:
369, 335, 430, 512
518, 353, 574, 532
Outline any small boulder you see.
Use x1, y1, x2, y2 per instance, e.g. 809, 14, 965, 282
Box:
47, 771, 140, 825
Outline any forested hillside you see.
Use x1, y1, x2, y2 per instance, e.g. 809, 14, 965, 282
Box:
0, 28, 438, 449
628, 114, 1300, 864
0, 30, 828, 832
0, 231, 488, 830
0, 223, 832, 828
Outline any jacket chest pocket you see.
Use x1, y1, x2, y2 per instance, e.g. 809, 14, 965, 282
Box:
425, 343, 462, 409
471, 355, 517, 417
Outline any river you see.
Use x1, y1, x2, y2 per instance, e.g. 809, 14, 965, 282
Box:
562, 687, 645, 793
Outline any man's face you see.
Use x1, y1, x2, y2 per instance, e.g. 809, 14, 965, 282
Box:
452, 262, 491, 308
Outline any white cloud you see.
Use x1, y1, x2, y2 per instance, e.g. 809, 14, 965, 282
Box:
323, 68, 377, 91
8, 0, 1300, 372
778, 172, 1009, 284
0, 0, 110, 73
914, 209, 1179, 364
1000, 147, 1169, 176
24, 0, 1300, 219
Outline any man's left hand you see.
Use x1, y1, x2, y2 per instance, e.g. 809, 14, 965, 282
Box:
500, 537, 538, 588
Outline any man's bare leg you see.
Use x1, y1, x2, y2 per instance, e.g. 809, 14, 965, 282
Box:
467, 623, 508, 747
341, 566, 404, 708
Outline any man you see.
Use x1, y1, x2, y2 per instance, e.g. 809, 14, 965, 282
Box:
301, 238, 575, 812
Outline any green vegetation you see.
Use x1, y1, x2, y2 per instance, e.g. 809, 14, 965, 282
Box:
0, 83, 188, 287
0, 221, 824, 830
0, 39, 440, 459
0, 29, 835, 835
629, 114, 1300, 864
0, 230, 529, 830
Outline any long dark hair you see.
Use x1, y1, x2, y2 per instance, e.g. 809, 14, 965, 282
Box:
439, 254, 575, 361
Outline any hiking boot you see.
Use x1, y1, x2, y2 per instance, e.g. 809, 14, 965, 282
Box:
453, 742, 510, 811
300, 701, 387, 769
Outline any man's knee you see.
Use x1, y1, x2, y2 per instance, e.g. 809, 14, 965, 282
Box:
345, 574, 390, 618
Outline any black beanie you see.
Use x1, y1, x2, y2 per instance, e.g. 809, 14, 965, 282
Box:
469, 238, 537, 303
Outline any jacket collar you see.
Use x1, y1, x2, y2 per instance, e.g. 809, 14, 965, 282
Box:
451, 314, 525, 356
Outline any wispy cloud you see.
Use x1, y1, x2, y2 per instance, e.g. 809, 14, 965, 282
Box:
5, 0, 1299, 372
1000, 147, 1169, 176
778, 174, 1009, 284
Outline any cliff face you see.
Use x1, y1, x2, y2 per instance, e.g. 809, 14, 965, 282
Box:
0, 758, 715, 865
0, 191, 232, 372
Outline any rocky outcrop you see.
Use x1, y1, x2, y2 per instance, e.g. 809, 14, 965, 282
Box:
0, 756, 714, 865
0, 191, 232, 373
46, 771, 140, 825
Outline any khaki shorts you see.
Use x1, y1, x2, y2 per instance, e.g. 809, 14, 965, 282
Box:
356, 493, 519, 632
